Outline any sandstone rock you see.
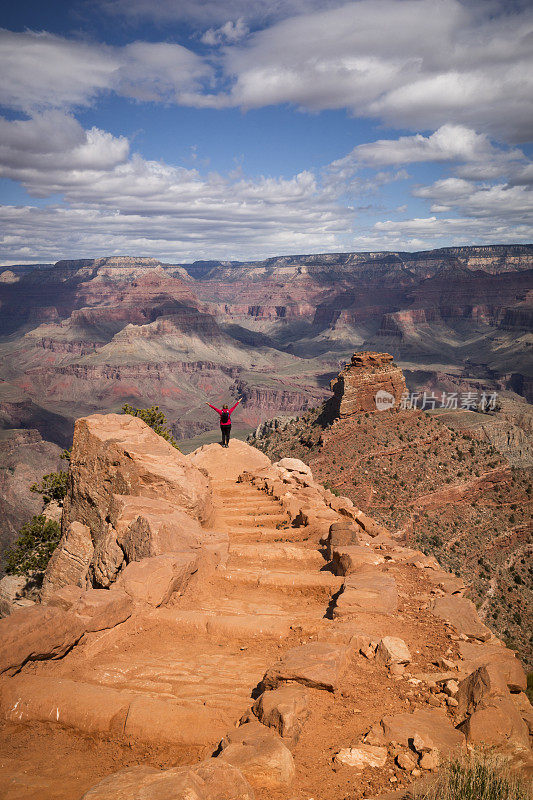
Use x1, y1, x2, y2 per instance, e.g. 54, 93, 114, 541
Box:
275, 457, 312, 477
351, 510, 391, 538
419, 750, 440, 770
431, 596, 491, 641
252, 684, 309, 742
117, 553, 198, 606
330, 351, 406, 416
376, 637, 412, 666
81, 760, 254, 800
41, 521, 93, 600
45, 584, 83, 610
334, 745, 387, 769
0, 575, 33, 617
0, 675, 131, 735
326, 521, 360, 559
460, 699, 530, 749
381, 709, 464, 753
218, 720, 295, 789
262, 641, 350, 692
396, 751, 417, 771
111, 494, 205, 562
123, 695, 228, 746
190, 438, 270, 482
458, 643, 526, 693
334, 571, 398, 617
443, 679, 459, 697
412, 733, 435, 754
456, 663, 509, 722
0, 605, 85, 675
511, 692, 533, 735
331, 546, 385, 576
49, 413, 213, 594
74, 588, 133, 631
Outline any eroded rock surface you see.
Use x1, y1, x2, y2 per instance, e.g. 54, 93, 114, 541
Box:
330, 352, 407, 416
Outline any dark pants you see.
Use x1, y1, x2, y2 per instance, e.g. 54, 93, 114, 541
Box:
221, 424, 231, 445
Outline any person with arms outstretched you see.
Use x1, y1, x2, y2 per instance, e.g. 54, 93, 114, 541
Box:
206, 397, 241, 447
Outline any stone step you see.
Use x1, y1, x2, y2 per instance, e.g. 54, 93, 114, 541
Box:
153, 607, 296, 640
219, 513, 288, 527
220, 567, 343, 593
228, 543, 325, 570
228, 527, 305, 542
220, 501, 283, 513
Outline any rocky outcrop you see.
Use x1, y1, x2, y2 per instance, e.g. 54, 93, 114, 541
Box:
0, 416, 531, 800
330, 351, 407, 416
42, 413, 214, 596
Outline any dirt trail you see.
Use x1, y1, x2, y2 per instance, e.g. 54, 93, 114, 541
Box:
0, 443, 524, 800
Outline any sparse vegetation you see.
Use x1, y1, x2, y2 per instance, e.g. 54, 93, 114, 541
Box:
122, 404, 180, 450
416, 752, 532, 800
4, 515, 61, 576
30, 470, 68, 504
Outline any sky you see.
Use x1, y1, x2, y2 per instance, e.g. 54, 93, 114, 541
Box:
0, 0, 532, 264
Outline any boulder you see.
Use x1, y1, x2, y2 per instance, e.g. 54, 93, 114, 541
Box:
0, 605, 85, 675
262, 641, 351, 692
376, 637, 412, 666
110, 494, 205, 562
74, 588, 133, 631
457, 642, 527, 692
252, 684, 309, 742
334, 745, 387, 769
332, 546, 385, 576
48, 413, 213, 594
381, 709, 464, 753
117, 553, 198, 606
460, 698, 530, 749
123, 696, 228, 746
41, 521, 94, 601
275, 458, 312, 477
218, 720, 295, 789
431, 596, 491, 641
334, 571, 398, 617
81, 760, 254, 800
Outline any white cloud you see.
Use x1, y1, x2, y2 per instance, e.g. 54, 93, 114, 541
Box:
413, 178, 533, 220
331, 125, 523, 169
0, 116, 352, 264
194, 0, 533, 141
201, 19, 249, 46
0, 29, 210, 112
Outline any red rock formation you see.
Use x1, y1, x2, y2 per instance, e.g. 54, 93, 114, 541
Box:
330, 352, 407, 416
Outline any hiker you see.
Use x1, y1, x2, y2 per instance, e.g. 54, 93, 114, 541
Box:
206, 397, 241, 447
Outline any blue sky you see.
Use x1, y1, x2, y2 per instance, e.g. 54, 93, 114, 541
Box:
0, 0, 532, 264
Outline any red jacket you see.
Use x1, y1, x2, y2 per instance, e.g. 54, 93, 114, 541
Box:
207, 399, 240, 425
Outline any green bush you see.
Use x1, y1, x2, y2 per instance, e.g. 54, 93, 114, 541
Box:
30, 470, 68, 503
416, 752, 532, 800
4, 515, 61, 576
122, 404, 180, 450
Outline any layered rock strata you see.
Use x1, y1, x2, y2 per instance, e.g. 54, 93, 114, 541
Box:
330, 351, 407, 416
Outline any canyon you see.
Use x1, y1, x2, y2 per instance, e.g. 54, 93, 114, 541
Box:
0, 385, 531, 799
0, 245, 531, 557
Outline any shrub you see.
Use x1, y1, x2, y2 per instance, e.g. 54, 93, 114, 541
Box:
416, 751, 532, 800
30, 470, 68, 503
122, 404, 180, 450
4, 515, 61, 576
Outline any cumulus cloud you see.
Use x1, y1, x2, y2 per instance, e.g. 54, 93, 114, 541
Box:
413, 178, 533, 220
0, 116, 352, 264
198, 0, 533, 141
0, 29, 210, 112
201, 19, 249, 46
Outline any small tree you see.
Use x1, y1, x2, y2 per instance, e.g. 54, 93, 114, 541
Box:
30, 471, 68, 504
122, 404, 180, 450
4, 515, 61, 576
